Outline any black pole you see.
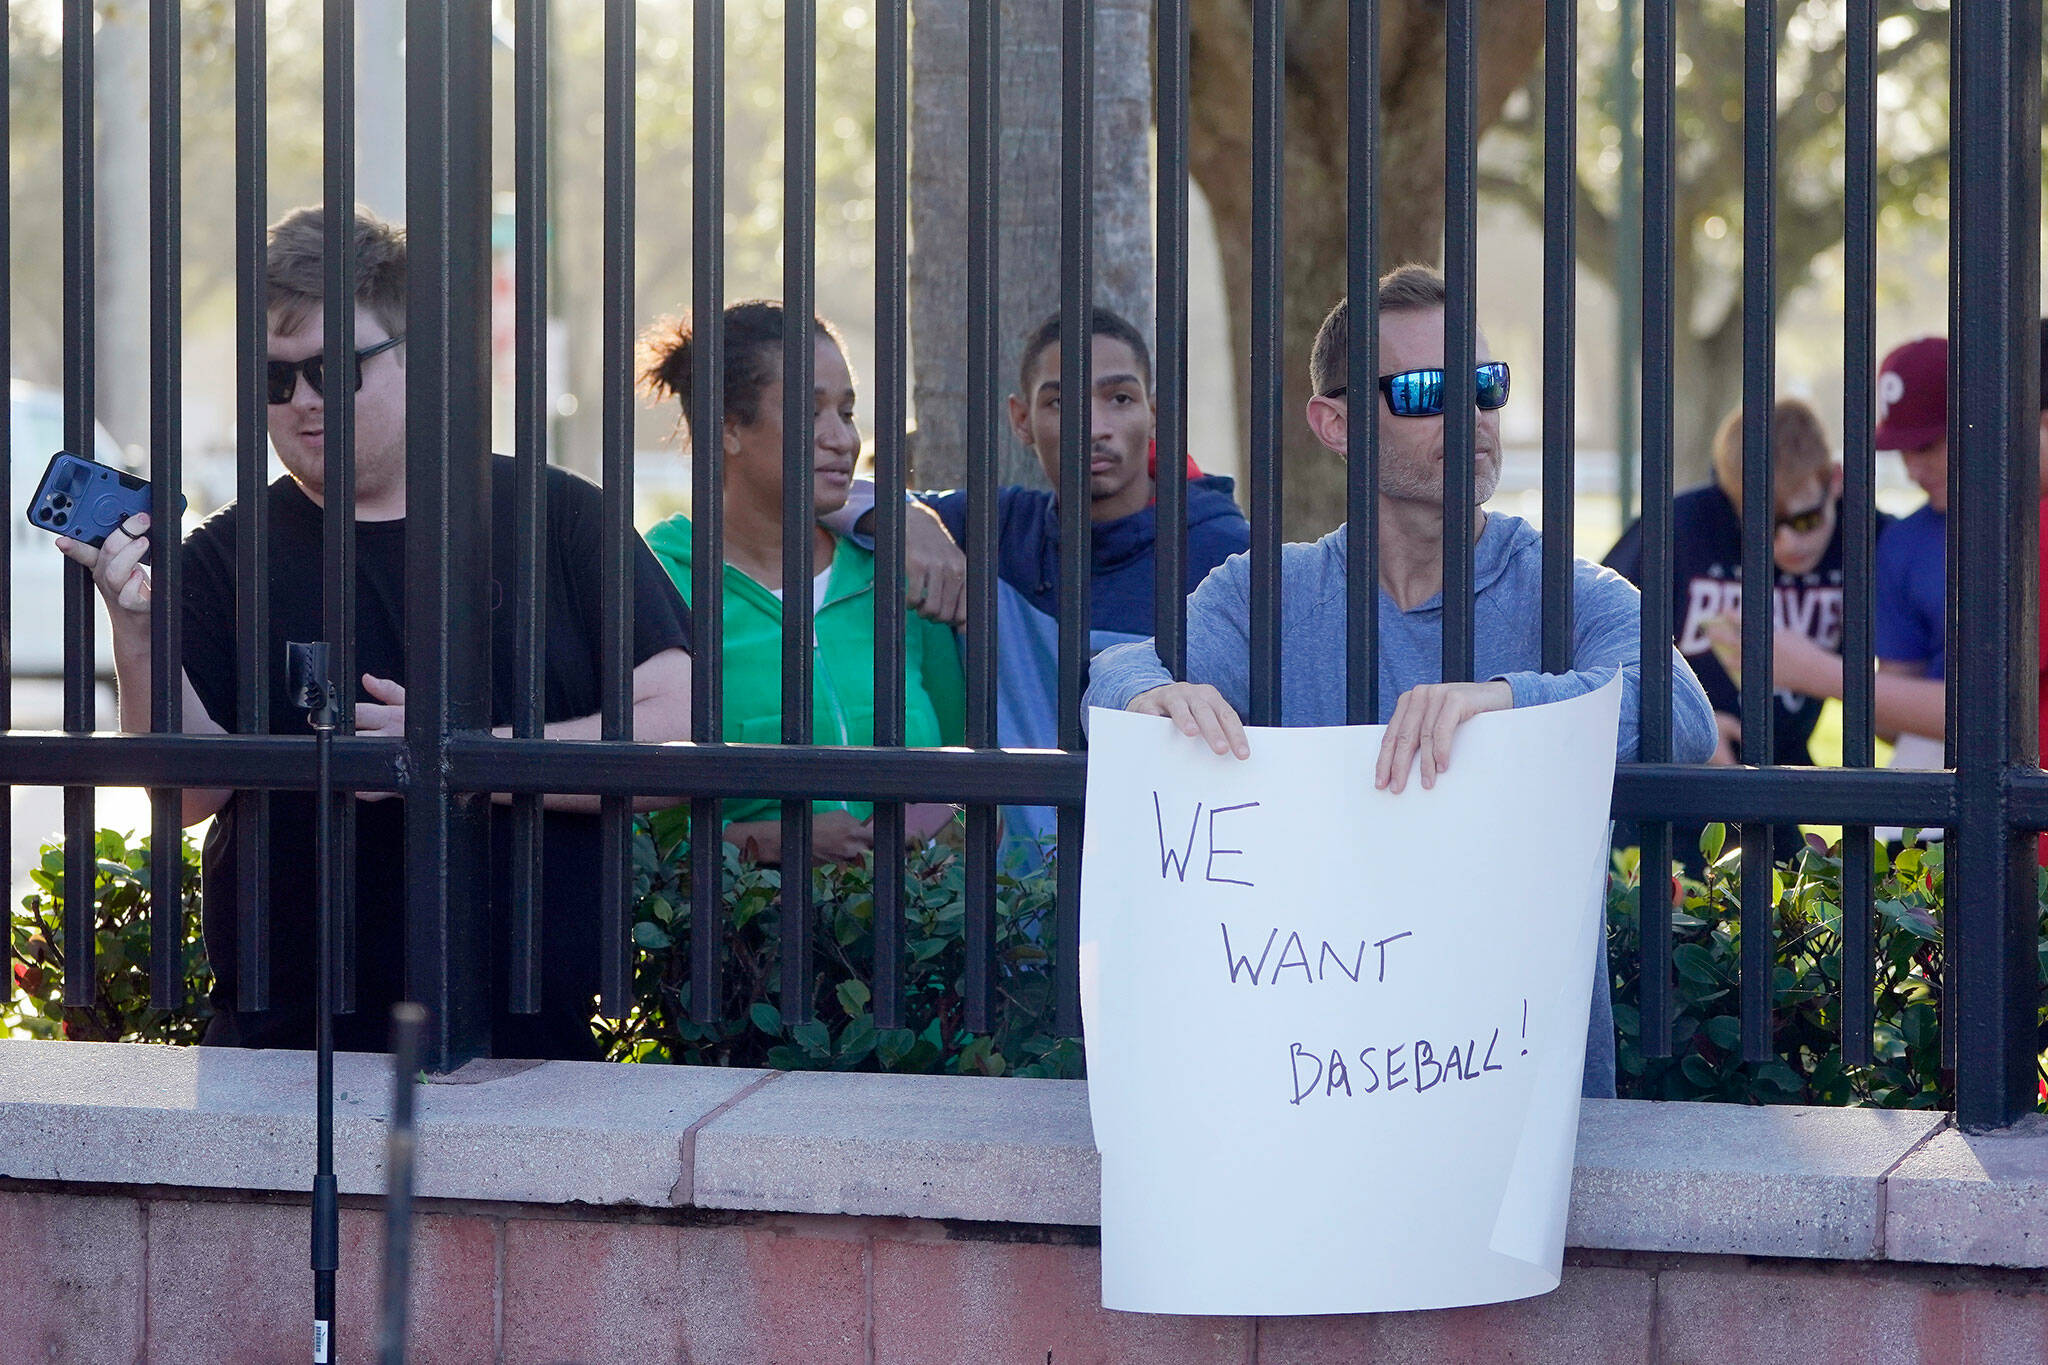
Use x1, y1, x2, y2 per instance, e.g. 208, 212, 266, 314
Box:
377, 1001, 427, 1365
1949, 0, 2041, 1131
288, 641, 340, 1362
404, 0, 494, 1070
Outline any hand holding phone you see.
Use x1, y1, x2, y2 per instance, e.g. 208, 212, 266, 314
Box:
52, 510, 153, 618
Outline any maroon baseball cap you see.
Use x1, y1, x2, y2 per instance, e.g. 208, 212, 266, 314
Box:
1872, 335, 1948, 452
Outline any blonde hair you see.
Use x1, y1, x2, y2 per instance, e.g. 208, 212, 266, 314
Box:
1710, 397, 1835, 514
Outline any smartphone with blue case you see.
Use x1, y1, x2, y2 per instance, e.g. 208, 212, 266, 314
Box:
24, 451, 174, 550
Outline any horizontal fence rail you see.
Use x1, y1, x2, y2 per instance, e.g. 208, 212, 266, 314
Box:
4, 0, 2040, 1129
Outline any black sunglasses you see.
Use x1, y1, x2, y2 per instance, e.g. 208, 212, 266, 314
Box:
267, 334, 405, 406
1774, 499, 1832, 535
1321, 362, 1511, 418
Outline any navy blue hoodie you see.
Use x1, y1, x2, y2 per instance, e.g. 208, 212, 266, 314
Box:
839, 474, 1249, 862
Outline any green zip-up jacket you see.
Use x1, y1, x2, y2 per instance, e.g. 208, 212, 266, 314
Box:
645, 514, 965, 831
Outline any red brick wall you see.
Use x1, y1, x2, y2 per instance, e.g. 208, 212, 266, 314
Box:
5, 1183, 2048, 1364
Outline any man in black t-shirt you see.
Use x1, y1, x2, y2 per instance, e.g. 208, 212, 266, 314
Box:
1605, 397, 1883, 865
57, 206, 693, 1059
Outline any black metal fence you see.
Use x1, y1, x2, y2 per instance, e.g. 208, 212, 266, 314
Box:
6, 1, 2043, 1131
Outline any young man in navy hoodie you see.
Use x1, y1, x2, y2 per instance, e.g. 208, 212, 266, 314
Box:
832, 307, 1249, 863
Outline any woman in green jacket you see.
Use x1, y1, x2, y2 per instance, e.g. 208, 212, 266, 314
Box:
641, 300, 965, 865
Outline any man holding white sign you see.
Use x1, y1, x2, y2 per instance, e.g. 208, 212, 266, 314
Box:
1085, 264, 1718, 1098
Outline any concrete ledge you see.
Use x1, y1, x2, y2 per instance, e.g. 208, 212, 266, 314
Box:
691, 1071, 1099, 1224
1885, 1113, 2048, 1267
0, 1039, 2022, 1270
1567, 1099, 1949, 1259
0, 1041, 764, 1207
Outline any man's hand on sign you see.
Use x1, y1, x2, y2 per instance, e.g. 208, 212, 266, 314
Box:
1127, 682, 1251, 759
1374, 679, 1514, 794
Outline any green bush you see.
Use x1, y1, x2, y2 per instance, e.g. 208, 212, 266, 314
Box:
1606, 823, 2048, 1108
18, 819, 2046, 1115
4, 827, 210, 1044
599, 821, 1084, 1078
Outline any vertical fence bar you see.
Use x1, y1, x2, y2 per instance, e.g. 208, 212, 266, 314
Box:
1345, 0, 1379, 725
1053, 0, 1094, 1035
1637, 0, 1677, 1058
688, 0, 727, 1027
870, 0, 908, 1030
322, 0, 360, 1017
1949, 0, 2040, 1132
1153, 0, 1189, 682
961, 0, 1000, 1033
1838, 0, 1877, 1066
1612, 2, 1641, 524
232, 0, 271, 1014
598, 0, 637, 1019
404, 0, 494, 1070
59, 0, 98, 1008
147, 0, 186, 1010
780, 0, 818, 1021
509, 0, 549, 1015
1246, 0, 1282, 727
1940, 25, 1961, 1084
1439, 0, 1476, 684
1736, 0, 1777, 1064
0, 14, 12, 1010
1540, 0, 1574, 675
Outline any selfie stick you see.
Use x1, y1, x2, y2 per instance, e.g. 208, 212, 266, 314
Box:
287, 641, 341, 1364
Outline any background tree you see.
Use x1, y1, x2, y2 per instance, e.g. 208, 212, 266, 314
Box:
1188, 1, 1547, 540
908, 0, 1154, 491
1481, 0, 1950, 488
546, 0, 884, 477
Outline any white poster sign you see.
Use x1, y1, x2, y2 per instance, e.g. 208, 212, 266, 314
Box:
1080, 679, 1622, 1316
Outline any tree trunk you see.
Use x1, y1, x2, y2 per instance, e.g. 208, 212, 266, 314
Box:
1673, 310, 1743, 493
95, 2, 151, 461
1189, 1, 1547, 540
908, 0, 1153, 492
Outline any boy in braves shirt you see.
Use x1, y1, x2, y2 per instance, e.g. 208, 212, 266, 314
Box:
1605, 396, 1879, 863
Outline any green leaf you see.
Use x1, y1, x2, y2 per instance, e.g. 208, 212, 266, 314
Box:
1755, 1062, 1804, 1096
631, 921, 673, 951
1673, 943, 1721, 984
835, 979, 872, 1018
1700, 823, 1726, 863
791, 1020, 832, 1056
749, 1002, 783, 1036
1703, 1015, 1742, 1051
836, 1014, 878, 1066
1901, 1002, 1936, 1052
875, 1026, 919, 1067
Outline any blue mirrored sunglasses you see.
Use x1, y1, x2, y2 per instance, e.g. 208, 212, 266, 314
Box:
1320, 362, 1511, 418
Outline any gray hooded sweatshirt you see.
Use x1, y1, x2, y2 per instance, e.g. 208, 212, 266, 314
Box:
1084, 512, 1719, 1097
